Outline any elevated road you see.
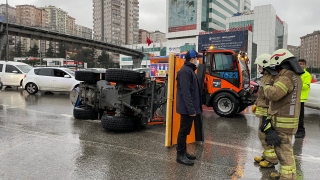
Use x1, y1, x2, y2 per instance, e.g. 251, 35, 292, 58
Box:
0, 22, 144, 61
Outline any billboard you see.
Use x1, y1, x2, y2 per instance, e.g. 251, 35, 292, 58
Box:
198, 30, 249, 52
150, 63, 169, 77
168, 0, 197, 32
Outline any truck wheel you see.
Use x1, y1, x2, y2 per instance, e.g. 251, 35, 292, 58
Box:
73, 106, 98, 120
105, 69, 144, 85
212, 92, 239, 118
101, 115, 136, 131
75, 70, 97, 82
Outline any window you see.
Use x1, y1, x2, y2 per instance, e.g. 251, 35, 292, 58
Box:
5, 65, 21, 73
0, 64, 3, 72
53, 69, 67, 77
213, 53, 233, 71
34, 68, 53, 76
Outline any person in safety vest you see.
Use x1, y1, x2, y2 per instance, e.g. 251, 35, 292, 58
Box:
295, 59, 312, 138
252, 54, 279, 168
261, 49, 304, 180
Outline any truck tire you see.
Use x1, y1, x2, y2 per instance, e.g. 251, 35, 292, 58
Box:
105, 69, 143, 85
73, 106, 98, 120
101, 115, 136, 131
75, 70, 97, 82
212, 92, 239, 118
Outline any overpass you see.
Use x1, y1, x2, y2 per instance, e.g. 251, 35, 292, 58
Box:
0, 22, 145, 68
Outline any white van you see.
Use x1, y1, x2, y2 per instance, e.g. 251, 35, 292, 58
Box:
0, 61, 33, 88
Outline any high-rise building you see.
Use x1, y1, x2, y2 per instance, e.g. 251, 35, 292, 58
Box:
75, 24, 93, 39
139, 29, 166, 44
16, 5, 48, 27
44, 5, 68, 33
300, 31, 320, 68
0, 4, 16, 23
287, 45, 300, 59
93, 0, 139, 45
67, 15, 75, 35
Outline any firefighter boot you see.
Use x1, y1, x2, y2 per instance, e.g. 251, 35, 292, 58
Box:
270, 172, 280, 179
259, 160, 277, 168
185, 152, 196, 160
177, 151, 194, 166
254, 156, 264, 163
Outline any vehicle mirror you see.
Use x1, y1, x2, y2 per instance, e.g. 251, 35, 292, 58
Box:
64, 75, 71, 78
12, 70, 18, 73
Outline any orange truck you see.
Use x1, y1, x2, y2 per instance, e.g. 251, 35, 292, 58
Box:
150, 47, 256, 118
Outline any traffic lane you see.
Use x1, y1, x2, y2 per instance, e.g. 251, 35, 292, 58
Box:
0, 90, 320, 179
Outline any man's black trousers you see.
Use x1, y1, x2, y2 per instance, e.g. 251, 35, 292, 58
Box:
176, 114, 196, 153
298, 102, 305, 133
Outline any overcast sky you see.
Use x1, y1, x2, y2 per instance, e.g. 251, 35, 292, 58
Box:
6, 0, 319, 46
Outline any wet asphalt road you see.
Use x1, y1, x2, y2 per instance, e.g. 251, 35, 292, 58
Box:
0, 88, 320, 180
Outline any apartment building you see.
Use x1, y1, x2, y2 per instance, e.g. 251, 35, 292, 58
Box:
300, 31, 320, 68
139, 29, 166, 44
0, 4, 16, 23
287, 45, 300, 59
44, 5, 68, 33
67, 15, 75, 35
93, 0, 139, 45
75, 24, 93, 39
16, 5, 48, 27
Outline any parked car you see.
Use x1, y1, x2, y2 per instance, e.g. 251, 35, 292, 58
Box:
23, 67, 81, 94
0, 61, 33, 88
305, 82, 320, 109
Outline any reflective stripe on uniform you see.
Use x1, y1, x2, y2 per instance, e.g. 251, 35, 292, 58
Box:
280, 165, 296, 175
275, 122, 298, 128
264, 85, 271, 91
274, 81, 288, 93
255, 107, 268, 116
274, 117, 298, 128
263, 149, 277, 158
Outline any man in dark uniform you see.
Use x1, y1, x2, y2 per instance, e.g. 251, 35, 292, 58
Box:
176, 50, 202, 166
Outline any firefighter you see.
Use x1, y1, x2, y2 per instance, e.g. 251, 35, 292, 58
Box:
261, 49, 304, 180
252, 54, 279, 168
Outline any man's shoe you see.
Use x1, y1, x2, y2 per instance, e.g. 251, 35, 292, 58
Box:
295, 131, 305, 138
259, 160, 277, 168
270, 172, 280, 179
177, 154, 194, 166
254, 156, 264, 163
185, 152, 196, 160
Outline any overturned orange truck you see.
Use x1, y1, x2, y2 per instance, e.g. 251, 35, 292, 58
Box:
150, 47, 256, 118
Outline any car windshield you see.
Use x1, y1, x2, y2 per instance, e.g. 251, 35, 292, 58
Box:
16, 64, 33, 73
64, 68, 75, 76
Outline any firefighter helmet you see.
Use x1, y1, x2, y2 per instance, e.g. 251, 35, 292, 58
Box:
270, 49, 294, 66
254, 54, 271, 68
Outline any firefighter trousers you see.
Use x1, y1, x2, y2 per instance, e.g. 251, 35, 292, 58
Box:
258, 117, 279, 164
274, 130, 297, 180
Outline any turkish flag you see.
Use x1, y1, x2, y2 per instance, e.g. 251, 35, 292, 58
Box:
146, 36, 152, 46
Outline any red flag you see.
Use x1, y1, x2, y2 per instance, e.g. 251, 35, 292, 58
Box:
146, 36, 152, 46
248, 24, 252, 32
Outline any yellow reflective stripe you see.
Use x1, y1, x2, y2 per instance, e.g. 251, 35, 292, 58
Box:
264, 122, 271, 131
274, 81, 288, 93
276, 117, 299, 123
264, 85, 271, 91
255, 107, 268, 116
264, 149, 277, 158
276, 122, 298, 128
280, 165, 296, 175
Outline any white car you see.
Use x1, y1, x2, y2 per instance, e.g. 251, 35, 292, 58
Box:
305, 82, 320, 109
23, 67, 81, 94
0, 61, 33, 88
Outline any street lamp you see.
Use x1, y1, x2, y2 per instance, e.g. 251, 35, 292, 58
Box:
6, 0, 9, 61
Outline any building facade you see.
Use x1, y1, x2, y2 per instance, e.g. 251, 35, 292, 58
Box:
287, 45, 300, 59
67, 15, 75, 35
226, 4, 288, 56
16, 5, 48, 27
139, 29, 166, 44
93, 0, 139, 45
0, 4, 16, 23
300, 31, 320, 68
44, 5, 68, 33
75, 24, 93, 39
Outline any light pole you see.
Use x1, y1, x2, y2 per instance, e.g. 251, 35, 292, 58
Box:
6, 0, 9, 61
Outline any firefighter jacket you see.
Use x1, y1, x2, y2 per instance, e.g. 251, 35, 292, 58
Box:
254, 71, 275, 116
300, 68, 312, 102
263, 69, 302, 134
